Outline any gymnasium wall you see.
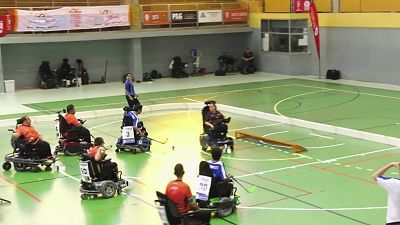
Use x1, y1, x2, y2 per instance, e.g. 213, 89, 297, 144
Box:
1, 32, 250, 89
141, 33, 250, 77
250, 13, 400, 85
2, 40, 131, 89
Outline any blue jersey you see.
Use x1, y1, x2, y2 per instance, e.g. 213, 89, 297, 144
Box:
127, 111, 139, 127
207, 160, 227, 182
125, 81, 135, 95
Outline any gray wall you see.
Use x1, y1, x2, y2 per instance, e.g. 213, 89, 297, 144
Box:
141, 33, 251, 76
253, 26, 400, 85
320, 27, 400, 85
250, 28, 315, 76
2, 39, 131, 89
1, 32, 251, 89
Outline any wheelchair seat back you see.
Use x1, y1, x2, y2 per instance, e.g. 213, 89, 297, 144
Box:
79, 158, 102, 182
156, 191, 182, 225
57, 114, 71, 139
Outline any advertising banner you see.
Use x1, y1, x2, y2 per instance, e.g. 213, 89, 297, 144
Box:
142, 11, 169, 25
198, 10, 222, 23
13, 7, 69, 32
294, 0, 311, 13
309, 2, 320, 59
0, 15, 8, 37
12, 5, 130, 32
171, 11, 197, 24
68, 5, 130, 30
223, 9, 248, 22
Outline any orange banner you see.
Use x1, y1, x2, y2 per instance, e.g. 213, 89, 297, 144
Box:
223, 9, 248, 22
142, 12, 169, 25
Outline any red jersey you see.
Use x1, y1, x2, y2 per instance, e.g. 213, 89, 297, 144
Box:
88, 146, 102, 161
165, 180, 192, 214
16, 125, 41, 142
65, 113, 80, 126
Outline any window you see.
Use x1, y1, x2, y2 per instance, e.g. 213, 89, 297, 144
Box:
261, 19, 308, 53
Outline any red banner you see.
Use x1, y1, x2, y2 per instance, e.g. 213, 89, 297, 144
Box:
142, 12, 169, 25
0, 15, 8, 37
294, 0, 311, 13
223, 9, 248, 22
309, 2, 320, 59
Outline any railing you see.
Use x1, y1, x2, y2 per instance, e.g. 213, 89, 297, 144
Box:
140, 2, 248, 28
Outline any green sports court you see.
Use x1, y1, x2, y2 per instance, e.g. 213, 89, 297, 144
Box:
2, 0, 400, 224
1, 77, 400, 225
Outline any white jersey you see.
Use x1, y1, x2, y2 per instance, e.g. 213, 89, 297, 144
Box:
377, 176, 400, 224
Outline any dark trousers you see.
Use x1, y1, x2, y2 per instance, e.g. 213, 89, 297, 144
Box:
387, 222, 400, 225
69, 126, 91, 143
125, 95, 140, 108
241, 59, 255, 73
32, 140, 52, 158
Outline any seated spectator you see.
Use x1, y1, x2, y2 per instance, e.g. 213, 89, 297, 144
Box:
241, 48, 256, 74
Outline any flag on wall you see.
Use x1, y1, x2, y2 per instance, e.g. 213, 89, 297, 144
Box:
309, 2, 320, 59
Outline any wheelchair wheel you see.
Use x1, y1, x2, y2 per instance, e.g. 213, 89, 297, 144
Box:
217, 197, 234, 217
65, 149, 81, 156
100, 181, 117, 199
139, 145, 150, 152
2, 162, 11, 171
14, 163, 27, 172
115, 149, 120, 153
80, 194, 89, 200
31, 165, 40, 173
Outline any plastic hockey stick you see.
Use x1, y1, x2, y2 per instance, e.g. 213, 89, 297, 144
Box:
148, 137, 168, 144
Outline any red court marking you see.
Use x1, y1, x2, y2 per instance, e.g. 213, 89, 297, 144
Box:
226, 165, 311, 194
323, 153, 400, 169
0, 174, 42, 203
247, 193, 312, 207
247, 145, 375, 184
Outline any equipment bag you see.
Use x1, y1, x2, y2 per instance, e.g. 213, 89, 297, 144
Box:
326, 69, 341, 80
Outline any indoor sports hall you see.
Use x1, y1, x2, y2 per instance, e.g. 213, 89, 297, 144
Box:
1, 1, 400, 225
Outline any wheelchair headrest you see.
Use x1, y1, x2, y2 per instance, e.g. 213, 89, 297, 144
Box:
123, 106, 132, 112
204, 100, 216, 105
199, 161, 213, 177
16, 118, 23, 125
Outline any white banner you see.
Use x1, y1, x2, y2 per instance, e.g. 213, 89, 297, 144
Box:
14, 8, 69, 32
13, 5, 130, 32
68, 5, 130, 30
198, 10, 222, 23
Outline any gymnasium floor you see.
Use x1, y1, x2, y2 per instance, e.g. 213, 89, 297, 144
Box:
1, 73, 400, 225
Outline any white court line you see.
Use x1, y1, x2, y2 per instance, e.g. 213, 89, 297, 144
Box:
88, 110, 188, 130
229, 123, 284, 132
309, 133, 334, 140
238, 206, 386, 211
59, 168, 80, 182
295, 83, 400, 101
262, 131, 288, 137
30, 83, 295, 113
305, 143, 345, 149
183, 98, 201, 103
235, 146, 400, 178
274, 90, 330, 116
